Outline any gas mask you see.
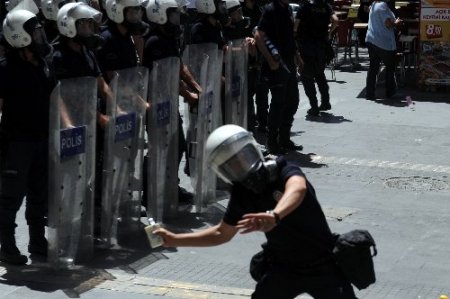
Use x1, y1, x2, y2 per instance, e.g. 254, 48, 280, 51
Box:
30, 26, 53, 57
23, 17, 52, 57
240, 159, 278, 194
123, 6, 149, 36
75, 18, 105, 50
224, 8, 250, 39
213, 0, 230, 27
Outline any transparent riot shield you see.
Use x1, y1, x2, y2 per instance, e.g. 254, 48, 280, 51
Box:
100, 67, 148, 247
48, 77, 97, 269
147, 57, 180, 222
184, 43, 223, 212
224, 39, 248, 127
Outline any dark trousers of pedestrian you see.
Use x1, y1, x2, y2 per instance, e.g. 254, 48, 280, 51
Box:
0, 140, 48, 243
252, 261, 357, 299
266, 60, 299, 147
300, 51, 330, 110
366, 42, 397, 99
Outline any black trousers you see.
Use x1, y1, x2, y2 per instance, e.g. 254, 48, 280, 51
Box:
300, 50, 330, 109
252, 261, 357, 299
265, 60, 299, 141
0, 139, 48, 233
366, 42, 397, 98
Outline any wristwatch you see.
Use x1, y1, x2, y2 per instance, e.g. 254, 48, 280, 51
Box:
266, 210, 281, 225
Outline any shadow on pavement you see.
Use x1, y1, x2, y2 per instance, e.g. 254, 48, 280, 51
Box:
284, 151, 328, 168
305, 112, 352, 123
0, 263, 115, 298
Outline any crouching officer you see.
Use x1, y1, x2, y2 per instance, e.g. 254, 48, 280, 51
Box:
154, 125, 357, 298
0, 9, 55, 264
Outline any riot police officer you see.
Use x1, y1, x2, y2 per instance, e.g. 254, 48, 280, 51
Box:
254, 0, 303, 154
145, 0, 201, 203
190, 0, 228, 49
98, 0, 149, 81
294, 0, 336, 116
0, 8, 55, 265
53, 2, 114, 235
241, 0, 270, 134
154, 125, 357, 298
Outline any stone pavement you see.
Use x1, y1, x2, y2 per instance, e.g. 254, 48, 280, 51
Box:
1, 49, 450, 298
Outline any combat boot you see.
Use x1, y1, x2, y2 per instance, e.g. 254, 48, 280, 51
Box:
0, 231, 28, 265
319, 101, 332, 111
279, 128, 303, 152
28, 226, 48, 257
266, 133, 285, 155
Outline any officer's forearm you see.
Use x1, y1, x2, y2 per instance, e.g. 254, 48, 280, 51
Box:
273, 176, 307, 220
172, 223, 233, 247
180, 63, 201, 93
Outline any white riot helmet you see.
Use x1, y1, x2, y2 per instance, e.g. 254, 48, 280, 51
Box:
3, 9, 52, 55
194, 0, 215, 14
105, 0, 146, 23
145, 0, 178, 25
56, 2, 102, 38
224, 0, 239, 11
3, 9, 36, 47
41, 0, 75, 21
6, 0, 39, 14
206, 125, 264, 185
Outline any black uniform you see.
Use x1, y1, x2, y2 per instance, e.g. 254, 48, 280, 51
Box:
53, 42, 102, 80
0, 51, 56, 256
258, 0, 299, 151
242, 2, 270, 132
190, 18, 226, 49
224, 157, 356, 298
97, 23, 139, 77
296, 0, 332, 113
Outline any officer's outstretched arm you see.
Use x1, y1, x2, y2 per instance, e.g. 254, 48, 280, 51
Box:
154, 220, 238, 248
273, 175, 307, 220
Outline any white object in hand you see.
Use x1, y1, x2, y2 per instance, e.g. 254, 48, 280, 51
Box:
145, 218, 164, 248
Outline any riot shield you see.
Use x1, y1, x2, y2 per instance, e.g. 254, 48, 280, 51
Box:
224, 39, 248, 127
48, 77, 97, 269
100, 67, 148, 247
147, 57, 180, 222
184, 43, 223, 212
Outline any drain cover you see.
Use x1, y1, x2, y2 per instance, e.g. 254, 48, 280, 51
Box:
384, 176, 449, 191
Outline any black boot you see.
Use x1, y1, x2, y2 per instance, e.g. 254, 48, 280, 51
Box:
0, 231, 28, 265
279, 128, 303, 152
266, 131, 285, 155
307, 97, 320, 116
319, 101, 332, 111
28, 226, 48, 257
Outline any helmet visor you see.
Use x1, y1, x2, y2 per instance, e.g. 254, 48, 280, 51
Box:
217, 144, 261, 183
31, 25, 49, 45
76, 18, 97, 37
124, 6, 144, 23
